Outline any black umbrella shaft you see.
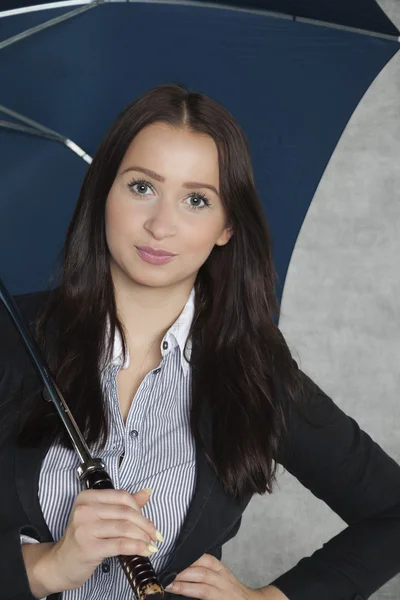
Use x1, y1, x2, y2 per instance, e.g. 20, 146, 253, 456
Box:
0, 277, 164, 599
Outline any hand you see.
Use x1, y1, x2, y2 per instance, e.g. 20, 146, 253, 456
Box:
46, 488, 162, 592
165, 553, 264, 599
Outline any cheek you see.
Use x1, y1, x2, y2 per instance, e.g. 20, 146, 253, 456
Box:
187, 218, 222, 245
181, 225, 219, 262
105, 195, 134, 245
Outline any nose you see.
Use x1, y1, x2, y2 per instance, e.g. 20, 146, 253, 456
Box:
143, 196, 177, 239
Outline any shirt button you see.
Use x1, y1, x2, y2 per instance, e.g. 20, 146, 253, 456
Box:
129, 429, 139, 439
153, 368, 161, 374
162, 341, 168, 350
102, 561, 110, 573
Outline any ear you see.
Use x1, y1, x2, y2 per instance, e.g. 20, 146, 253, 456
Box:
215, 225, 233, 247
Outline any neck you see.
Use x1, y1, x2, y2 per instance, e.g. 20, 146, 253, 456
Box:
111, 265, 195, 353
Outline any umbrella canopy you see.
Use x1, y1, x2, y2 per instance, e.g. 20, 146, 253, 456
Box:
0, 0, 399, 297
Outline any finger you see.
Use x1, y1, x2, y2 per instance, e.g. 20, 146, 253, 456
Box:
75, 489, 142, 511
93, 536, 159, 560
72, 501, 160, 543
93, 503, 160, 542
166, 580, 220, 599
91, 519, 154, 544
173, 566, 223, 589
187, 553, 225, 572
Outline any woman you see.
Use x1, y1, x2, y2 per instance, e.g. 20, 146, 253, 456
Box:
0, 83, 399, 600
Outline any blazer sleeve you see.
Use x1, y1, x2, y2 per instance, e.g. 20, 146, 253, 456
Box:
0, 380, 49, 600
1, 528, 48, 600
269, 363, 400, 600
0, 298, 55, 600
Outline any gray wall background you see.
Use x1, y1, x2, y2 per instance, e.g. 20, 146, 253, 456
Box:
223, 1, 400, 597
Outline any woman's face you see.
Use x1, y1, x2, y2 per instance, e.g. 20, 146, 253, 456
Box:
105, 122, 232, 290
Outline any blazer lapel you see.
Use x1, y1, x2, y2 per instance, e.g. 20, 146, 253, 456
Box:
158, 334, 245, 583
158, 402, 217, 581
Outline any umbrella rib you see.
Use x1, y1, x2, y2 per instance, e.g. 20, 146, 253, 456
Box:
0, 106, 93, 164
0, 0, 102, 51
0, 104, 64, 137
295, 15, 400, 43
152, 0, 400, 42
129, 0, 400, 43
0, 0, 398, 43
0, 120, 61, 142
144, 0, 400, 42
0, 0, 95, 17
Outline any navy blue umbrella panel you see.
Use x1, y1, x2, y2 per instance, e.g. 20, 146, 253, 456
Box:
0, 0, 399, 298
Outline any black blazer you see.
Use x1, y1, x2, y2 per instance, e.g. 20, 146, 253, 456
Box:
1, 292, 400, 600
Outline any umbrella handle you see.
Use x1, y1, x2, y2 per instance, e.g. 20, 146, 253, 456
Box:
0, 277, 164, 599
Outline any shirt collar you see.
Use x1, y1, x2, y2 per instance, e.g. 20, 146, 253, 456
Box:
107, 286, 195, 377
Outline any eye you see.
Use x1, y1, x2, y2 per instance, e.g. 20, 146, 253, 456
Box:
127, 178, 211, 212
186, 192, 211, 212
127, 178, 154, 196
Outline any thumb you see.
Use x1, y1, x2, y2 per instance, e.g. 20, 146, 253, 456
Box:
133, 488, 153, 506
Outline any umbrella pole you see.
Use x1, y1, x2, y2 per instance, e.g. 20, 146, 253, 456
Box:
0, 276, 164, 599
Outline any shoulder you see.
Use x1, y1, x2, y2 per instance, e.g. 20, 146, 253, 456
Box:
0, 289, 52, 396
1, 288, 51, 356
14, 289, 51, 323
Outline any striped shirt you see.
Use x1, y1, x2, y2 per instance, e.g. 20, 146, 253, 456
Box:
22, 286, 197, 599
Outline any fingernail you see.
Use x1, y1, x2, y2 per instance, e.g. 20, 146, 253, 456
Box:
155, 530, 164, 542
143, 488, 153, 495
165, 583, 173, 590
148, 543, 159, 553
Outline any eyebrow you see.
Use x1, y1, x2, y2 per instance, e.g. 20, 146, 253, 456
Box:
121, 166, 220, 197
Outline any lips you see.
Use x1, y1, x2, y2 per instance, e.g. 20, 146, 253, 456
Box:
136, 247, 175, 265
136, 246, 176, 257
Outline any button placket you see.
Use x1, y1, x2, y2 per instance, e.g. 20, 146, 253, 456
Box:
101, 561, 110, 574
124, 387, 145, 473
96, 560, 114, 600
111, 364, 126, 439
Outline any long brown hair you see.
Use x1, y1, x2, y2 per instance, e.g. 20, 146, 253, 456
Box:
18, 83, 305, 502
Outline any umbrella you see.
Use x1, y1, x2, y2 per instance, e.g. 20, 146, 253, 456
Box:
0, 0, 399, 300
